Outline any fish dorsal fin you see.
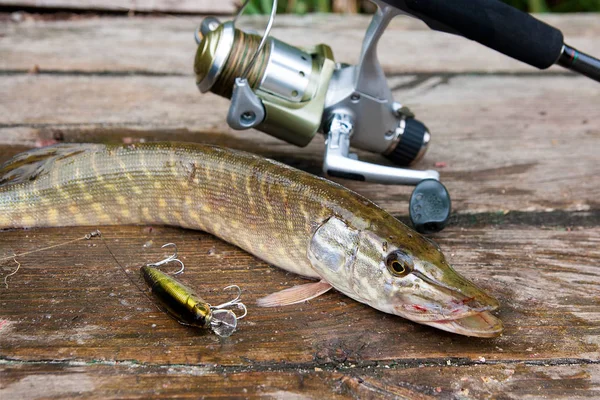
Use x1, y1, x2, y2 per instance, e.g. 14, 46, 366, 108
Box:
0, 144, 101, 187
256, 280, 332, 307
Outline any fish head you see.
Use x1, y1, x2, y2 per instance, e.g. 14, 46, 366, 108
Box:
308, 215, 503, 337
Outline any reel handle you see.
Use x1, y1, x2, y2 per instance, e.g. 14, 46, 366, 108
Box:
324, 113, 439, 185
384, 0, 564, 69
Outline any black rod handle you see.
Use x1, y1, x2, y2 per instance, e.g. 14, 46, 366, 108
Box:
383, 0, 564, 69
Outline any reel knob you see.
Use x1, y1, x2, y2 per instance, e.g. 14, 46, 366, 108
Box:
384, 118, 431, 166
409, 179, 451, 234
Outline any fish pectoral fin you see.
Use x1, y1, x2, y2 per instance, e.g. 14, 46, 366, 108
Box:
256, 280, 332, 307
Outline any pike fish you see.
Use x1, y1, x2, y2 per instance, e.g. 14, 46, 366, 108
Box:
0, 143, 503, 337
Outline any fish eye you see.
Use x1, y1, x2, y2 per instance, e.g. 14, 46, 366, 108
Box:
385, 251, 414, 277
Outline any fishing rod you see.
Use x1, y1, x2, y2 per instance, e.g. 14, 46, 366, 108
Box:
193, 0, 599, 232
384, 0, 600, 81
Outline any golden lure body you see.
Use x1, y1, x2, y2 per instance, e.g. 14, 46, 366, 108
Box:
140, 264, 242, 337
0, 143, 502, 337
141, 265, 212, 329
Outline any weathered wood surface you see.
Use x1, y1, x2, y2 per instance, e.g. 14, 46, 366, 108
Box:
2, 362, 599, 399
1, 225, 599, 362
1, 14, 599, 74
0, 73, 598, 214
0, 225, 598, 398
1, 13, 599, 400
0, 0, 237, 14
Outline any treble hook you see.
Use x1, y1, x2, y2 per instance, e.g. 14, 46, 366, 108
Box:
210, 285, 248, 320
146, 243, 185, 275
208, 285, 248, 337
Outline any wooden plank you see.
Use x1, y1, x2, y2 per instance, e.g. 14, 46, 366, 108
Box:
0, 74, 598, 214
1, 13, 599, 399
0, 0, 237, 14
0, 225, 598, 365
0, 14, 598, 74
1, 362, 598, 399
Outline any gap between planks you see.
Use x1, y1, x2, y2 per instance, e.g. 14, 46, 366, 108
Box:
2, 356, 600, 372
1, 360, 599, 399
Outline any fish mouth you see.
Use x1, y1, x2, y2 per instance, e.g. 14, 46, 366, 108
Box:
396, 304, 504, 338
398, 295, 498, 321
394, 271, 503, 337
423, 311, 504, 338
396, 304, 503, 337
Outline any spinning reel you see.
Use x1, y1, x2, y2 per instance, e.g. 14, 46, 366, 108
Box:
194, 0, 599, 232
195, 0, 441, 186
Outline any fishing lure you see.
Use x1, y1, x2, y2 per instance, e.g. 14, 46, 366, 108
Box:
140, 244, 247, 338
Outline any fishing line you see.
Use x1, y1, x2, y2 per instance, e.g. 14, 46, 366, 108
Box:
0, 230, 100, 290
0, 229, 153, 306
95, 231, 164, 313
0, 230, 100, 263
0, 227, 176, 312
3, 258, 20, 289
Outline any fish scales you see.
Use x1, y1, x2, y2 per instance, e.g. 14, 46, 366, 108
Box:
0, 142, 504, 337
0, 142, 371, 277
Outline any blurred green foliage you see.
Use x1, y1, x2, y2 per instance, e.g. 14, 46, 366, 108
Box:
243, 0, 331, 14
503, 0, 600, 12
242, 0, 600, 14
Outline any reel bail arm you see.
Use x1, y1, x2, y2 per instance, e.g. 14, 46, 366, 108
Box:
324, 113, 439, 184
321, 0, 435, 184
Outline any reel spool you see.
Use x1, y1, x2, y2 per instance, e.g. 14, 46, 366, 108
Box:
195, 16, 335, 149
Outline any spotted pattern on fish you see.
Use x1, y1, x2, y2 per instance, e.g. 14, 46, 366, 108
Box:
0, 143, 387, 278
